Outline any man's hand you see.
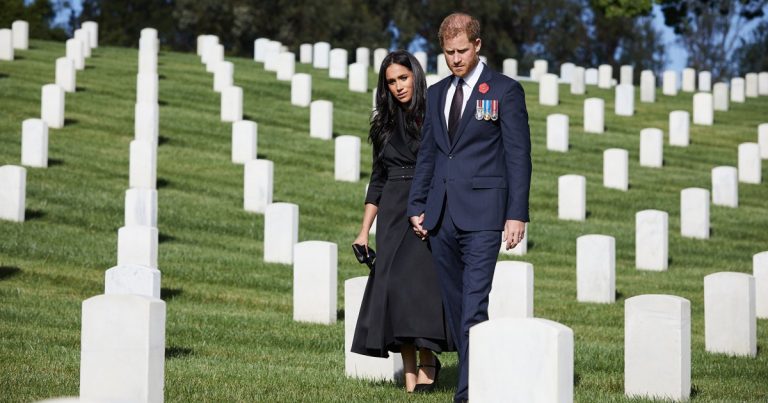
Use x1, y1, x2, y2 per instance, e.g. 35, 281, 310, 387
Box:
409, 213, 428, 240
503, 219, 526, 250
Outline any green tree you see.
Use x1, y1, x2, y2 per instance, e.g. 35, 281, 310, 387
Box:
734, 19, 768, 74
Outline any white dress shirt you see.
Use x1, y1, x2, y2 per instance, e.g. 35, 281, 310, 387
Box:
443, 62, 485, 125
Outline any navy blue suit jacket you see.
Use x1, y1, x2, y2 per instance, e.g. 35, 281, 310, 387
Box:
407, 65, 531, 231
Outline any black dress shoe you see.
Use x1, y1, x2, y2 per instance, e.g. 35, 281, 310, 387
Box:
412, 357, 441, 393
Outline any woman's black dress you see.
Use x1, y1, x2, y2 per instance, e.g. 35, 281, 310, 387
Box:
351, 110, 452, 357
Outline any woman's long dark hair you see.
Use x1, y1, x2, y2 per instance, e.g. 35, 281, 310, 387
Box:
369, 50, 427, 169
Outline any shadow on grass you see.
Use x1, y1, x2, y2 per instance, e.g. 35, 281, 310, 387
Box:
159, 74, 167, 80
48, 158, 64, 167
161, 287, 183, 300
157, 178, 170, 189
159, 232, 176, 243
158, 100, 169, 106
615, 290, 624, 301
84, 65, 95, 70
25, 209, 46, 221
337, 309, 345, 320
691, 384, 700, 398
165, 346, 193, 359
0, 73, 8, 79
574, 372, 581, 386
0, 266, 22, 280
158, 136, 170, 146
243, 113, 254, 121
257, 153, 268, 159
527, 241, 536, 250
64, 118, 79, 126
75, 86, 87, 92
13, 55, 24, 60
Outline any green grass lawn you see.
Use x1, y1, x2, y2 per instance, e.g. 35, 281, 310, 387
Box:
1, 40, 767, 402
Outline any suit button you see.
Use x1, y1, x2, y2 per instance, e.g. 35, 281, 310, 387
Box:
448, 154, 454, 159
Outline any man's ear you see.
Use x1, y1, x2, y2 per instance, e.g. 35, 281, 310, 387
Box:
474, 38, 482, 53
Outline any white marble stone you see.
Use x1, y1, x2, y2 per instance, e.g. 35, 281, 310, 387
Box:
125, 188, 157, 228
615, 84, 634, 116
413, 51, 427, 72
636, 210, 668, 271
738, 142, 761, 184
204, 44, 224, 73
80, 294, 165, 403
620, 65, 633, 85
730, 77, 745, 103
759, 72, 768, 95
244, 159, 273, 214
139, 28, 158, 53
711, 166, 738, 208
704, 272, 756, 356
546, 114, 568, 152
625, 294, 690, 401
713, 82, 729, 111
681, 68, 696, 92
560, 62, 575, 83
134, 102, 158, 151
373, 48, 388, 73
299, 43, 313, 64
692, 92, 713, 125
264, 202, 299, 264
105, 264, 161, 299
469, 318, 573, 403
12, 20, 28, 50
558, 174, 586, 221
293, 241, 337, 324
585, 68, 598, 85
436, 56, 450, 77
129, 140, 156, 190
668, 111, 689, 147
329, 48, 348, 79
41, 84, 65, 129
55, 57, 76, 93
117, 225, 158, 269
136, 73, 158, 104
680, 188, 710, 239
313, 42, 330, 69
539, 73, 559, 106
21, 118, 48, 168
488, 261, 534, 319
598, 64, 613, 89
745, 73, 758, 98
276, 52, 295, 81
0, 165, 26, 222
348, 62, 368, 93
335, 135, 360, 182
662, 70, 677, 96
425, 74, 440, 88
503, 58, 518, 79
310, 100, 333, 140
603, 148, 628, 191
82, 21, 98, 48
213, 61, 233, 92
66, 38, 85, 70
577, 235, 615, 303
754, 252, 768, 319
355, 47, 370, 67
583, 98, 604, 134
74, 30, 91, 57
232, 120, 257, 164
263, 41, 282, 72
0, 29, 13, 61
640, 128, 664, 168
640, 70, 655, 103
759, 123, 768, 159
198, 35, 216, 58
698, 71, 712, 92
532, 59, 548, 81
499, 222, 528, 256
253, 37, 270, 62
345, 276, 403, 380
570, 66, 585, 95
220, 86, 243, 122
291, 73, 312, 107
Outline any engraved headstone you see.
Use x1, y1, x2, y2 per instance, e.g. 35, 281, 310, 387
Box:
598, 64, 613, 89
558, 175, 586, 221
711, 166, 738, 208
636, 210, 668, 271
310, 100, 333, 140
680, 188, 710, 239
313, 42, 330, 69
571, 66, 585, 95
663, 70, 677, 96
264, 202, 299, 264
488, 261, 534, 319
693, 92, 713, 125
293, 241, 337, 324
329, 48, 348, 79
546, 114, 568, 152
603, 148, 628, 191
577, 234, 615, 303
21, 118, 48, 168
704, 272, 756, 357
244, 159, 273, 214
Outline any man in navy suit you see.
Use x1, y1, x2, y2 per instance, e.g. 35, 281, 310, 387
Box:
407, 12, 531, 402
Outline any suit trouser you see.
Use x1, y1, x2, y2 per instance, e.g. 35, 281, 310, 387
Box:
430, 200, 499, 402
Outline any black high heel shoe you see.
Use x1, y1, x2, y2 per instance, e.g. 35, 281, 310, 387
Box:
412, 357, 441, 393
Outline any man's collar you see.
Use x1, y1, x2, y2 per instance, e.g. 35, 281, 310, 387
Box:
454, 61, 485, 89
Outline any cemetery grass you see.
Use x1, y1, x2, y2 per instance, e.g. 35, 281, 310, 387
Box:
1, 40, 767, 402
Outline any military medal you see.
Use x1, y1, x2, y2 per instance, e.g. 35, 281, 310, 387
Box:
475, 100, 483, 120
491, 100, 498, 121
483, 99, 491, 120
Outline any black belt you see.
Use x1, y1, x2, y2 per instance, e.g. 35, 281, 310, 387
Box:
388, 166, 415, 181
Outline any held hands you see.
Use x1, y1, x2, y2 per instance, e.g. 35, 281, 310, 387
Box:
409, 214, 428, 240
503, 219, 526, 250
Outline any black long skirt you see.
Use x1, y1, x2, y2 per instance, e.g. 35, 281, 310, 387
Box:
351, 178, 453, 358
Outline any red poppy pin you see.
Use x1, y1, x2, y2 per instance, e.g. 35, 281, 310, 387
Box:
478, 82, 489, 94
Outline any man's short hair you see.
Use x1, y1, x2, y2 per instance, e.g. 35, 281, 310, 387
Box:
438, 13, 481, 47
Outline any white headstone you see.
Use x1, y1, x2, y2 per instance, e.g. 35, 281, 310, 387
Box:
424, 74, 440, 88
244, 159, 273, 214
532, 59, 548, 81
745, 73, 758, 98
759, 72, 768, 95
221, 86, 243, 122
585, 68, 598, 85
41, 84, 65, 129
329, 48, 348, 79
253, 37, 270, 62
662, 70, 677, 96
488, 261, 534, 319
640, 128, 664, 168
698, 71, 712, 92
204, 44, 224, 73
0, 165, 26, 222
413, 51, 427, 72
213, 61, 233, 92
635, 210, 668, 271
615, 84, 634, 116
625, 295, 691, 401
469, 318, 573, 403
104, 264, 161, 299
738, 142, 761, 184
373, 48, 388, 73
711, 166, 738, 208
344, 277, 404, 380
291, 73, 312, 107
199, 35, 218, 63
570, 66, 585, 95
603, 148, 628, 191
577, 234, 615, 303
12, 20, 28, 50
598, 64, 613, 89
754, 252, 768, 319
583, 98, 604, 134
620, 65, 633, 85
499, 222, 528, 256
692, 92, 713, 125
354, 47, 369, 67
232, 120, 257, 164
82, 21, 98, 48
79, 294, 165, 403
125, 188, 157, 228
264, 202, 299, 264
293, 241, 337, 324
136, 73, 158, 104
503, 58, 518, 79
299, 43, 313, 64
263, 41, 282, 72
21, 118, 48, 168
436, 55, 450, 78
335, 136, 361, 182
66, 38, 85, 70
348, 62, 368, 93
139, 28, 158, 53
313, 42, 330, 69
134, 102, 158, 150
539, 73, 559, 106
129, 140, 156, 189
74, 29, 91, 57
546, 113, 568, 152
55, 57, 76, 93
668, 111, 689, 147
276, 52, 295, 81
680, 188, 710, 239
559, 62, 574, 83
117, 225, 158, 269
713, 82, 729, 111
730, 77, 745, 103
704, 272, 756, 357
310, 100, 333, 140
640, 70, 655, 103
681, 68, 696, 92
0, 29, 14, 60
759, 123, 768, 159
558, 174, 586, 221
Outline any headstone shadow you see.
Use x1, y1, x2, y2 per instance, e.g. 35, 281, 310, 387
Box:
25, 209, 46, 221
256, 153, 268, 160
0, 266, 22, 280
243, 113, 254, 121
75, 86, 87, 92
84, 65, 95, 70
690, 384, 700, 398
165, 346, 193, 359
160, 287, 183, 300
156, 178, 170, 189
64, 118, 79, 126
336, 308, 345, 320
158, 74, 167, 80
48, 158, 64, 167
158, 136, 170, 146
158, 232, 176, 244
158, 100, 169, 106
527, 241, 536, 250
0, 73, 8, 79
574, 372, 581, 386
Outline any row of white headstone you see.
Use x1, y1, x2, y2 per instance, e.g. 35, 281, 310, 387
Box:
0, 21, 28, 60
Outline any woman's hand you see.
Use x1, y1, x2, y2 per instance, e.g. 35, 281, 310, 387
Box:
353, 231, 369, 250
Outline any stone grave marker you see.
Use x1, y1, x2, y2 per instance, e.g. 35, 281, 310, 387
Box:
117, 225, 158, 269
136, 72, 158, 104
711, 166, 738, 208
704, 272, 756, 357
558, 174, 586, 221
104, 264, 161, 299
41, 84, 65, 129
681, 68, 696, 92
730, 77, 745, 103
488, 261, 534, 319
583, 98, 604, 133
560, 62, 575, 83
291, 73, 312, 107
636, 210, 668, 271
570, 66, 585, 95
0, 165, 26, 222
348, 63, 367, 93
220, 86, 243, 122
264, 202, 299, 264
693, 92, 713, 125
335, 136, 361, 182
244, 159, 273, 214
663, 70, 677, 96
0, 29, 14, 61
213, 61, 233, 92
55, 57, 76, 93
745, 73, 758, 98
125, 188, 157, 228
640, 128, 664, 167
759, 123, 768, 159
585, 68, 598, 85
640, 70, 655, 103
310, 100, 333, 140
313, 41, 330, 69
546, 113, 568, 152
754, 252, 768, 319
680, 188, 710, 239
129, 140, 156, 189
299, 43, 312, 64
232, 120, 257, 164
21, 118, 48, 168
293, 241, 337, 324
698, 71, 712, 92
373, 48, 388, 72
738, 142, 761, 184
503, 58, 517, 78
577, 234, 615, 303
276, 52, 295, 81
355, 47, 369, 67
329, 48, 348, 79
603, 148, 628, 191
620, 65, 633, 85
713, 82, 729, 111
615, 84, 634, 116
66, 38, 85, 70
539, 73, 559, 106
598, 64, 613, 88
12, 20, 28, 50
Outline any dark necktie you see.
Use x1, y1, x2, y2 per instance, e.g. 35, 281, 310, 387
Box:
448, 78, 464, 143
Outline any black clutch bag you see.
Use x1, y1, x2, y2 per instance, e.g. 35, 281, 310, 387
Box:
352, 244, 376, 270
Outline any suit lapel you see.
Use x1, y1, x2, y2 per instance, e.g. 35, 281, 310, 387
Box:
436, 79, 450, 149
450, 65, 493, 150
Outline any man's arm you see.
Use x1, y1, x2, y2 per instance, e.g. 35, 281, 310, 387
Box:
407, 91, 437, 237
